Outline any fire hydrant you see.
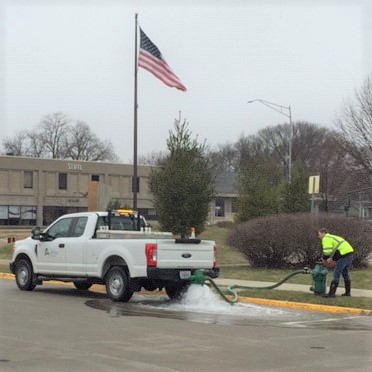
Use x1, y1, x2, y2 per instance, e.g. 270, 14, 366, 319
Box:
310, 263, 328, 295
190, 269, 208, 285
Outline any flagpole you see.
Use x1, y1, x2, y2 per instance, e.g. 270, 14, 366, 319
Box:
133, 13, 138, 210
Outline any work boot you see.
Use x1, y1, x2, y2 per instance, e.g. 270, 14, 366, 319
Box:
323, 281, 338, 298
341, 280, 351, 297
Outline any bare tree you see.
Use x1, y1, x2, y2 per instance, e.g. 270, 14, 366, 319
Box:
65, 121, 117, 161
334, 76, 372, 175
257, 123, 291, 176
255, 121, 337, 180
216, 121, 359, 213
138, 150, 167, 166
26, 130, 45, 157
2, 131, 29, 156
38, 112, 70, 159
65, 121, 91, 160
207, 142, 238, 173
2, 112, 118, 162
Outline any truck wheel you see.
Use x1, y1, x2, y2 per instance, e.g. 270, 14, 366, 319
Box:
73, 282, 92, 290
15, 258, 36, 291
105, 266, 133, 302
165, 283, 189, 300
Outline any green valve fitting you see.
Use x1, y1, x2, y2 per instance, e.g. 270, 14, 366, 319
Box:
190, 269, 207, 285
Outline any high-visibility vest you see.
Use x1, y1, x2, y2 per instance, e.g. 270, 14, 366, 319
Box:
322, 233, 354, 257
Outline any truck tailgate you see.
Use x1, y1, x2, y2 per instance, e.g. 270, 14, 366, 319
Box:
156, 239, 215, 269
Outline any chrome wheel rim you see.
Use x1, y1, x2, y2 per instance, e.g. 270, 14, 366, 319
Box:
18, 266, 29, 285
109, 274, 123, 296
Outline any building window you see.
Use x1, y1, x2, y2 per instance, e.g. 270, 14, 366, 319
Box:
59, 173, 67, 190
91, 175, 99, 182
20, 206, 37, 225
215, 197, 225, 217
24, 171, 33, 189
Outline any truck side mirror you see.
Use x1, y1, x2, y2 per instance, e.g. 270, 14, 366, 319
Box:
31, 226, 41, 240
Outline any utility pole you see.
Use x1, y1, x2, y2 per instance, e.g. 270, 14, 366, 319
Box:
133, 13, 138, 210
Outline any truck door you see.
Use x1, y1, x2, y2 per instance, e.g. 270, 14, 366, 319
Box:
37, 217, 74, 274
64, 216, 87, 276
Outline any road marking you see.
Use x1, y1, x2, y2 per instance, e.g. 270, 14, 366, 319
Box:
282, 316, 364, 327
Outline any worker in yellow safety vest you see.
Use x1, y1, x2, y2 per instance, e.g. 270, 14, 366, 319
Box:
318, 228, 354, 298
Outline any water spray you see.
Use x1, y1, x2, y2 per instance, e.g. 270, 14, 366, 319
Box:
189, 264, 327, 305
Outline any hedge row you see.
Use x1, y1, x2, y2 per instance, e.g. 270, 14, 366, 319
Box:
226, 213, 372, 269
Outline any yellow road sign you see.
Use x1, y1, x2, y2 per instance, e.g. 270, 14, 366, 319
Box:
308, 175, 320, 194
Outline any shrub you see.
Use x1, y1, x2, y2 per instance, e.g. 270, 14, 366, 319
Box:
226, 213, 372, 269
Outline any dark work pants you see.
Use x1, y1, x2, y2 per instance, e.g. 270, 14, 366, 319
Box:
333, 254, 353, 284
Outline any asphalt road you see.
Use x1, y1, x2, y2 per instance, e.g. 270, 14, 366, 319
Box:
1, 279, 372, 372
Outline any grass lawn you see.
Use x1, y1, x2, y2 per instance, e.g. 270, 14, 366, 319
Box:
199, 226, 248, 265
0, 244, 13, 260
219, 266, 372, 290
0, 264, 9, 273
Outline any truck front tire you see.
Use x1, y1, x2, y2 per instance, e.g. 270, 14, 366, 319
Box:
105, 266, 133, 302
15, 258, 36, 291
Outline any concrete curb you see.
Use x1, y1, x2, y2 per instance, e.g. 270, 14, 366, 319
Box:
1, 272, 370, 315
237, 296, 371, 315
0, 273, 15, 280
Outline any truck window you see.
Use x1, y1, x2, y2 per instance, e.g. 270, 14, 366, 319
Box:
47, 217, 74, 239
96, 216, 107, 229
71, 217, 88, 237
111, 216, 136, 230
111, 220, 124, 230
94, 214, 146, 236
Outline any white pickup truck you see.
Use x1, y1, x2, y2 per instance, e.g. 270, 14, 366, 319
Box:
10, 211, 218, 302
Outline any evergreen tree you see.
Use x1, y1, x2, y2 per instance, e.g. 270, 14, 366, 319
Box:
149, 120, 214, 237
279, 164, 310, 213
236, 159, 283, 222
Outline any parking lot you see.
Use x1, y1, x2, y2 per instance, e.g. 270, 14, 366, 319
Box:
1, 279, 372, 371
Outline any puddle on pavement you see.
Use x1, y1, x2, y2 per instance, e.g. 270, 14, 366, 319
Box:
85, 284, 372, 330
86, 284, 295, 325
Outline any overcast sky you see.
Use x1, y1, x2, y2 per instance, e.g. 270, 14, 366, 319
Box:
1, 0, 371, 163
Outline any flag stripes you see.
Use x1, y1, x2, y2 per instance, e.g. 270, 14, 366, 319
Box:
138, 28, 187, 92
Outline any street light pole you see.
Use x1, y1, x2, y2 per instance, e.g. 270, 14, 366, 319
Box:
247, 99, 293, 183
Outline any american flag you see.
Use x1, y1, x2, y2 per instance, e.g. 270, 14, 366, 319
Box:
138, 28, 187, 92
